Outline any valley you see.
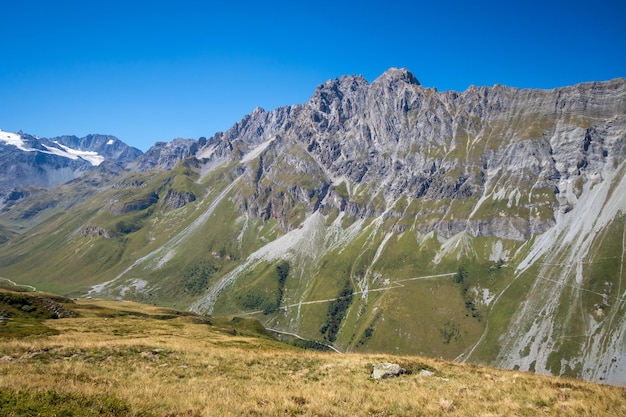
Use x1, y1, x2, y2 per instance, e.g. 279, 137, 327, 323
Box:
0, 69, 625, 384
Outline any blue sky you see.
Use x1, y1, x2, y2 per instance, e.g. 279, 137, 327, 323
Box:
1, 1, 625, 151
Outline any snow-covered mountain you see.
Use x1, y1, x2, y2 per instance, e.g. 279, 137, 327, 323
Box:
0, 130, 142, 194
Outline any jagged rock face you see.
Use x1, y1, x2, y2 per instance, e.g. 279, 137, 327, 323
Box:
187, 70, 621, 383
82, 226, 113, 239
162, 189, 196, 209
133, 138, 198, 171
108, 192, 159, 215
196, 68, 625, 239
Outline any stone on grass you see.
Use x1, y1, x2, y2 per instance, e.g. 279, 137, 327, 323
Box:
371, 362, 406, 379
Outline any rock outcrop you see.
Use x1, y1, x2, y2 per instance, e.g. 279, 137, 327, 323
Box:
162, 189, 196, 209
132, 138, 198, 172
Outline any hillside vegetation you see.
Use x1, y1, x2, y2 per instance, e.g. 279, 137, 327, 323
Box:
1, 289, 625, 416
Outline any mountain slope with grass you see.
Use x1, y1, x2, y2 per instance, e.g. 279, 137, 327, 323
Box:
0, 69, 625, 383
1, 289, 625, 416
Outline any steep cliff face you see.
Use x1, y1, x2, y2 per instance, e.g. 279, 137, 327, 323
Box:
199, 69, 625, 241
1, 69, 624, 383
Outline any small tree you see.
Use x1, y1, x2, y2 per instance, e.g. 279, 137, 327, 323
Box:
454, 265, 468, 284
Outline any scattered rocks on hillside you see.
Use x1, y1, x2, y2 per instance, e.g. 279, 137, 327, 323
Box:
140, 348, 166, 361
33, 296, 79, 319
82, 226, 113, 239
371, 362, 406, 379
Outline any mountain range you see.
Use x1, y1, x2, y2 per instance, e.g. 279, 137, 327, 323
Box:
0, 68, 625, 384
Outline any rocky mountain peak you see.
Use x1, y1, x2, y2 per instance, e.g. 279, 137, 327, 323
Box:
309, 74, 369, 115
374, 67, 421, 87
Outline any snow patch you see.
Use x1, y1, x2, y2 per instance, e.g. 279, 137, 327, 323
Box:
50, 141, 105, 166
0, 130, 28, 151
0, 130, 104, 166
106, 139, 115, 145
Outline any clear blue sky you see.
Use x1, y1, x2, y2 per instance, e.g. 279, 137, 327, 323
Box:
1, 0, 625, 151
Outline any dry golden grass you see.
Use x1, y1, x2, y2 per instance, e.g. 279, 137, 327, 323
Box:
1, 297, 625, 416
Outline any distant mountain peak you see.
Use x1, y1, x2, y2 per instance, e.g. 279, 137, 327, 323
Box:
0, 129, 28, 151
0, 130, 143, 191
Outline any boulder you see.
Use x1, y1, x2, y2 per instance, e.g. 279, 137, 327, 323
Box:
371, 362, 406, 379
